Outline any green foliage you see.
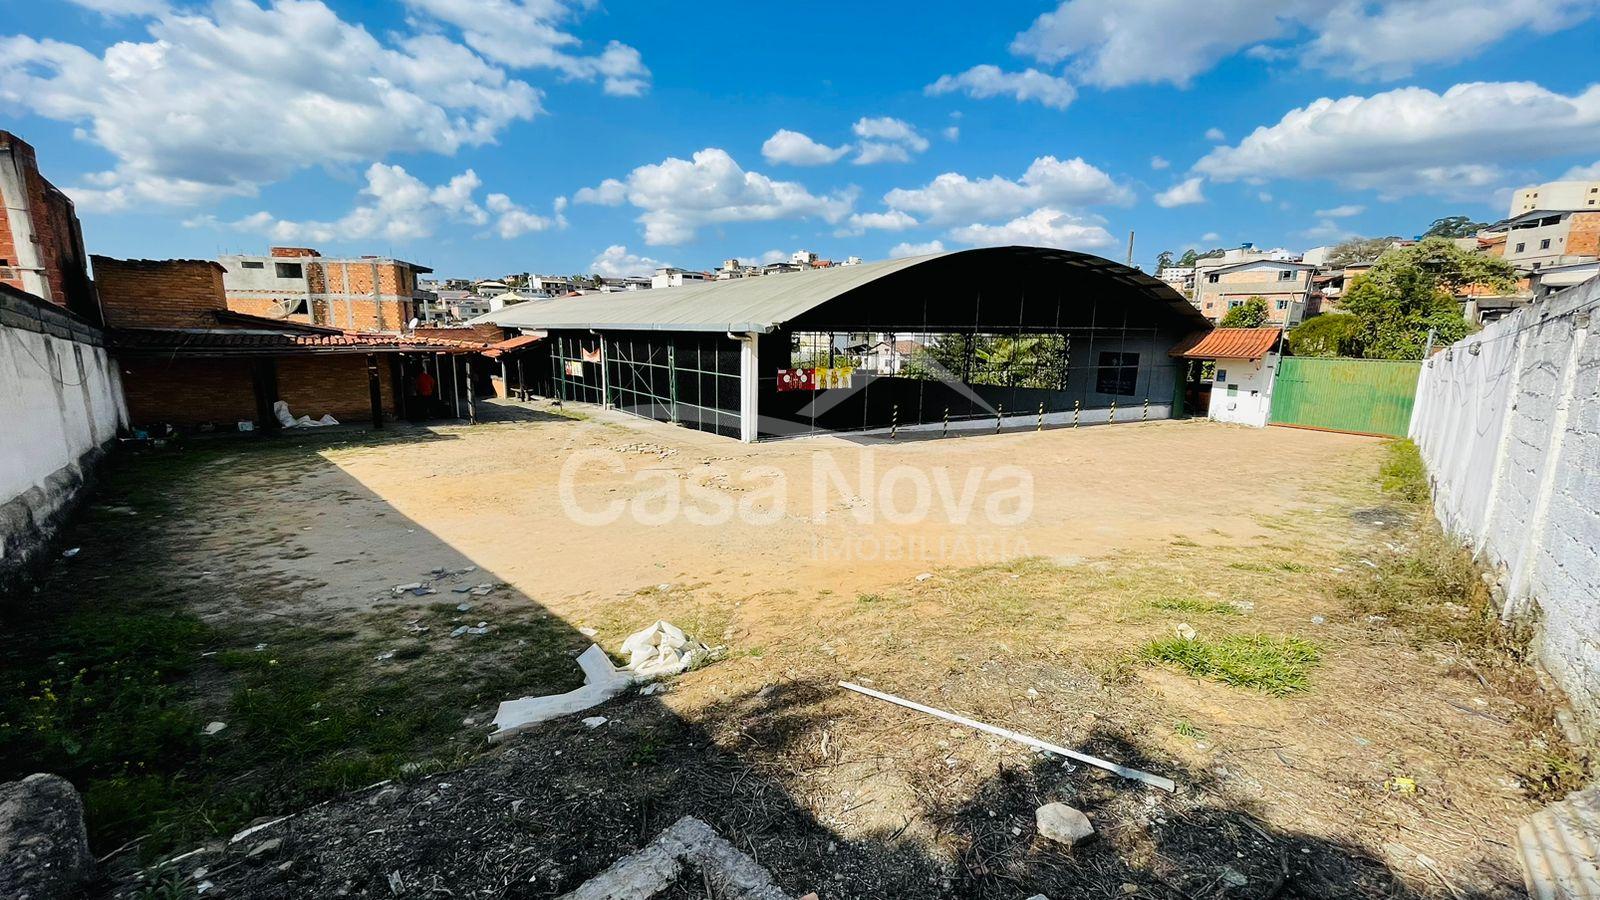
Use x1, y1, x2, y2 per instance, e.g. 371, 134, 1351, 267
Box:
1141, 634, 1321, 695
1379, 439, 1430, 505
1155, 250, 1174, 271
1219, 297, 1270, 328
1176, 247, 1224, 267
1368, 237, 1516, 296
1327, 236, 1400, 267
1422, 215, 1489, 239
1287, 313, 1362, 358
902, 333, 1069, 389
1147, 597, 1240, 615
1340, 265, 1471, 359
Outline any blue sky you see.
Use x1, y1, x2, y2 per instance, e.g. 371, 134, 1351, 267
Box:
4, 0, 1600, 280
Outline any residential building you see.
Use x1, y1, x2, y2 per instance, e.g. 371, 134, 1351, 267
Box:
218, 247, 431, 332
1156, 266, 1195, 296
1508, 180, 1600, 217
651, 267, 709, 289
95, 255, 486, 429
0, 131, 96, 322
1527, 260, 1600, 299
598, 276, 651, 292
530, 275, 575, 296
1498, 210, 1600, 270
1192, 258, 1315, 325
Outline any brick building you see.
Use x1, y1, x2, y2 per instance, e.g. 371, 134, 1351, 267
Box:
0, 131, 96, 322
94, 256, 488, 430
217, 247, 431, 332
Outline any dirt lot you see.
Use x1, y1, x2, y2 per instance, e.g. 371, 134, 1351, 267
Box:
4, 402, 1587, 898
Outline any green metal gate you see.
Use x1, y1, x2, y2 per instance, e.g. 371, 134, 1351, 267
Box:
1268, 357, 1421, 437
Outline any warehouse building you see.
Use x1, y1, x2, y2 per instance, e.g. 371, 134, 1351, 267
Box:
483, 246, 1208, 441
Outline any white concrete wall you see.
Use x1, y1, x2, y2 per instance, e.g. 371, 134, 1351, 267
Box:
1208, 354, 1276, 427
1410, 277, 1600, 734
0, 312, 127, 578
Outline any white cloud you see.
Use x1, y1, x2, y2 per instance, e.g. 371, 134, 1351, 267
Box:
836, 210, 919, 236
65, 0, 168, 15
0, 1, 542, 211
1150, 156, 1170, 170
1006, 0, 1593, 88
402, 0, 650, 96
1302, 219, 1360, 242
851, 117, 928, 165
889, 240, 945, 258
218, 163, 553, 243
1200, 231, 1222, 243
589, 245, 668, 278
1314, 204, 1365, 217
737, 250, 791, 265
1010, 0, 1299, 88
761, 129, 850, 166
1153, 177, 1206, 208
1204, 127, 1227, 142
943, 126, 961, 141
949, 208, 1116, 251
1195, 81, 1600, 198
1257, 191, 1273, 203
924, 65, 1076, 110
571, 148, 855, 245
880, 156, 1131, 225
1560, 161, 1600, 180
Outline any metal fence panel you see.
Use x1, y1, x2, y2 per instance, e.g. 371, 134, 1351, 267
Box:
1269, 357, 1421, 437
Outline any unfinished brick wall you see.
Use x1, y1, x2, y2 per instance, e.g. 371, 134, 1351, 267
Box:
119, 357, 257, 427
276, 355, 393, 422
1566, 212, 1600, 258
0, 131, 95, 321
302, 259, 416, 332
270, 247, 319, 258
93, 257, 227, 329
415, 324, 506, 342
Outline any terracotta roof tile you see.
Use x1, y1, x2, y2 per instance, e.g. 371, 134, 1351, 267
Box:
111, 328, 489, 354
1169, 327, 1283, 361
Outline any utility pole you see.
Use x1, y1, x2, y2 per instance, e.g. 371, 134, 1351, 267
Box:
1126, 231, 1135, 267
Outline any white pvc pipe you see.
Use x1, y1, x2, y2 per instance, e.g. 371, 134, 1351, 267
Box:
838, 681, 1177, 792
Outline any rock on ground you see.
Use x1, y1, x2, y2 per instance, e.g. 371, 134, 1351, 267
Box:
1035, 802, 1095, 849
0, 773, 93, 900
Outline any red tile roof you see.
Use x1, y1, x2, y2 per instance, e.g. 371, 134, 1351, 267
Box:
1169, 327, 1283, 361
111, 328, 489, 355
481, 334, 542, 358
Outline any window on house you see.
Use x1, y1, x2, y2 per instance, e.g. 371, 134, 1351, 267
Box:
275, 262, 303, 279
1216, 369, 1228, 382
1095, 351, 1140, 397
1515, 242, 1526, 253
1229, 299, 1242, 308
1278, 269, 1295, 280
1540, 239, 1552, 249
1276, 299, 1289, 310
1207, 273, 1220, 283
240, 260, 264, 269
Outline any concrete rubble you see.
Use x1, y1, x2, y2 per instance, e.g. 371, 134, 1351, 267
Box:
557, 816, 798, 900
0, 773, 94, 900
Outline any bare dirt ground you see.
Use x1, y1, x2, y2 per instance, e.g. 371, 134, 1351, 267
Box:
21, 403, 1586, 898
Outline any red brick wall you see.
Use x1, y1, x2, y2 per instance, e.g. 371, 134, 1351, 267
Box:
120, 353, 396, 427
1, 131, 95, 321
1567, 212, 1600, 258
119, 357, 258, 427
302, 259, 416, 331
271, 247, 320, 258
276, 355, 392, 422
93, 256, 227, 329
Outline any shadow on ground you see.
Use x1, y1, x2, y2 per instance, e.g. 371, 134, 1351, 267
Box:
0, 424, 1511, 898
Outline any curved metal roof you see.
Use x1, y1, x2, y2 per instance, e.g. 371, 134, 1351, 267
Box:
477, 245, 1206, 333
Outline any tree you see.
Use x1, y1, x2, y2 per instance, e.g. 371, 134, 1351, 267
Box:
1155, 250, 1174, 271
1366, 237, 1516, 296
1219, 297, 1270, 328
1339, 267, 1470, 359
1287, 313, 1362, 357
1422, 215, 1489, 239
1177, 249, 1198, 267
1326, 236, 1399, 267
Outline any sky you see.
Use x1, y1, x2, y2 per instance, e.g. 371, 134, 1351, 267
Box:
4, 0, 1600, 282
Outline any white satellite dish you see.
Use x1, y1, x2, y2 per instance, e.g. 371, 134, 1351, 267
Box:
408, 317, 420, 332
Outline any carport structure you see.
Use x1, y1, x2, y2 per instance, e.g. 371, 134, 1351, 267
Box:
484, 246, 1209, 441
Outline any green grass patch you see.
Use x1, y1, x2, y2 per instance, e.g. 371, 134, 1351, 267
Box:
1173, 719, 1205, 739
1141, 634, 1321, 695
1146, 597, 1239, 615
1380, 439, 1429, 505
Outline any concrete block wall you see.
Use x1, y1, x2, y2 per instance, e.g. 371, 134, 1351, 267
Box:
0, 289, 127, 586
1410, 277, 1600, 737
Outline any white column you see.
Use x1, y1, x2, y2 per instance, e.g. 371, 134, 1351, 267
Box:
738, 331, 760, 443
0, 149, 50, 301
